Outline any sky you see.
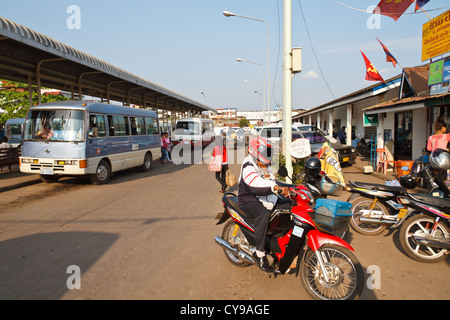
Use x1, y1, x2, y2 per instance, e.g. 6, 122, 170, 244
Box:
1, 0, 450, 112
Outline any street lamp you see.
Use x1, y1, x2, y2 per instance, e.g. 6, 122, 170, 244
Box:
237, 58, 266, 122
223, 10, 270, 125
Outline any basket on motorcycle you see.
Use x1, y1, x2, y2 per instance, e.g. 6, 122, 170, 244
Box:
313, 199, 352, 233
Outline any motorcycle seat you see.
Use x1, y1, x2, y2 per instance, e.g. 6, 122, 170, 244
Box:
349, 180, 406, 193
410, 194, 450, 214
223, 193, 291, 221
223, 193, 253, 219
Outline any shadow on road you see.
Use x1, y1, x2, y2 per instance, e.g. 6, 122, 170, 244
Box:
0, 231, 119, 299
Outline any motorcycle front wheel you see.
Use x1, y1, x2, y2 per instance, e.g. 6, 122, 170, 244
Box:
399, 214, 450, 263
350, 196, 389, 235
300, 244, 364, 300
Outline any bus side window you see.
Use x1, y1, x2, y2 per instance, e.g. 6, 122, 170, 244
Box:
153, 119, 159, 134
107, 115, 115, 136
145, 117, 159, 135
96, 115, 106, 137
89, 115, 99, 137
130, 117, 145, 136
124, 117, 130, 136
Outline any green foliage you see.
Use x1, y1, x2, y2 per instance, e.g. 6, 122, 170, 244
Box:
239, 118, 249, 128
277, 154, 305, 184
0, 80, 69, 125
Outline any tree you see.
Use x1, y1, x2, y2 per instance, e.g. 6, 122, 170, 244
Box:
239, 118, 249, 128
0, 80, 69, 125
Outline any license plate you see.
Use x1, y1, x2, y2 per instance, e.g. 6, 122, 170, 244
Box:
342, 157, 349, 162
398, 208, 408, 219
184, 141, 189, 145
292, 226, 304, 238
40, 167, 54, 175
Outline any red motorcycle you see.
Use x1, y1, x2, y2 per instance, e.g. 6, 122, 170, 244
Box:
215, 184, 364, 300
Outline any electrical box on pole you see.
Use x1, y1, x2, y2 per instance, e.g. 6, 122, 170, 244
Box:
291, 47, 302, 74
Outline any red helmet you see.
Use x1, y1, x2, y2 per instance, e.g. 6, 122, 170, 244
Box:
248, 137, 273, 165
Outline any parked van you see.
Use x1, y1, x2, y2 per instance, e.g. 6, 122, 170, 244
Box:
259, 123, 299, 147
172, 118, 215, 147
4, 118, 26, 146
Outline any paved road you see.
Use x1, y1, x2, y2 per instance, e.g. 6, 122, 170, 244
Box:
0, 152, 448, 300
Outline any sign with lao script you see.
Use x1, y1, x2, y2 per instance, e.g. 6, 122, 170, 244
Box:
422, 9, 450, 61
290, 138, 311, 159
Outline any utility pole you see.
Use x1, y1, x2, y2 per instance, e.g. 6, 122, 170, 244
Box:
282, 0, 293, 179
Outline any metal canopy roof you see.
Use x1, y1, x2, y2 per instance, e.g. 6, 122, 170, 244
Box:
0, 16, 215, 114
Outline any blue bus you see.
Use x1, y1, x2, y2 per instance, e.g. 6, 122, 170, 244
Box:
20, 101, 161, 184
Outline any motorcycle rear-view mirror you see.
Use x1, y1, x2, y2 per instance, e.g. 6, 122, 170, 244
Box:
278, 166, 288, 178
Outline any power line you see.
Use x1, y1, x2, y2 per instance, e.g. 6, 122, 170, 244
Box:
297, 0, 336, 99
331, 0, 449, 16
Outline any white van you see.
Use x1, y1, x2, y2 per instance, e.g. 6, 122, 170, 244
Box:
259, 123, 299, 148
172, 118, 215, 147
4, 118, 26, 147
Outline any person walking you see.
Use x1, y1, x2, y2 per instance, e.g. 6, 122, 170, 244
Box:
163, 132, 172, 163
337, 126, 346, 144
159, 132, 167, 164
213, 131, 229, 193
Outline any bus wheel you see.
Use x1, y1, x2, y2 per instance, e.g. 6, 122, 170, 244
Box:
40, 174, 60, 183
90, 160, 111, 185
140, 152, 152, 172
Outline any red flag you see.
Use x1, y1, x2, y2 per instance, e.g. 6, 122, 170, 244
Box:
361, 51, 384, 82
374, 0, 414, 21
415, 0, 430, 12
376, 37, 398, 67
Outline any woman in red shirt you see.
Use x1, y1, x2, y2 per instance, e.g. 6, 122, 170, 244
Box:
213, 131, 229, 193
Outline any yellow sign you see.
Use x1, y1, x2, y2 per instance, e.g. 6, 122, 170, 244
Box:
422, 9, 450, 61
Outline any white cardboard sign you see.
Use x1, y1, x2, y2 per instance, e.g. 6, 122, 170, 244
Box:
290, 138, 311, 159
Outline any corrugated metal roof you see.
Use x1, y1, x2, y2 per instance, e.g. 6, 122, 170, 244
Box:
0, 16, 215, 113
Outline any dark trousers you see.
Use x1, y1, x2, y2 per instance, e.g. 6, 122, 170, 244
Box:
240, 200, 291, 253
215, 164, 228, 191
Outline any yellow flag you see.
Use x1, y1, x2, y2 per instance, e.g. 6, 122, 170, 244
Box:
318, 142, 346, 186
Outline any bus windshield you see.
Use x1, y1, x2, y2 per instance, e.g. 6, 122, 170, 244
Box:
24, 109, 85, 142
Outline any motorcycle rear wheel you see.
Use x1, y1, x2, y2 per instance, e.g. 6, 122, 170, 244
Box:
356, 145, 369, 157
300, 244, 364, 300
350, 196, 389, 235
399, 214, 449, 263
221, 221, 252, 267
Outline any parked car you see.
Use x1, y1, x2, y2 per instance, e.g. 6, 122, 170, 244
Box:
291, 130, 357, 165
294, 124, 338, 143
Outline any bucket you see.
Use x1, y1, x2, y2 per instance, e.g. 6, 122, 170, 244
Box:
396, 160, 414, 177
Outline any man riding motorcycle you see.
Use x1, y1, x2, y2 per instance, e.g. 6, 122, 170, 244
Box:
238, 137, 289, 272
